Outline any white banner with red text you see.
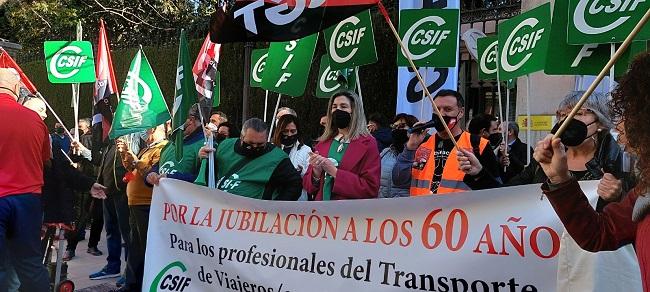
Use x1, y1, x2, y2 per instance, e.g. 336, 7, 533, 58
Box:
143, 179, 600, 292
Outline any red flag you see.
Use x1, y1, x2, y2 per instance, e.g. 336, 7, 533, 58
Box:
0, 48, 38, 94
92, 19, 119, 144
192, 34, 221, 104
210, 0, 379, 43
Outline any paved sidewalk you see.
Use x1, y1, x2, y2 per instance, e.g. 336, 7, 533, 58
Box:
58, 231, 124, 291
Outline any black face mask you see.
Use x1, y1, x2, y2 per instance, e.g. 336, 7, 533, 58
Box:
281, 134, 298, 147
551, 118, 597, 147
55, 127, 65, 135
488, 133, 503, 147
241, 141, 265, 158
317, 126, 326, 137
333, 110, 352, 129
432, 113, 459, 133
391, 129, 409, 148
215, 134, 227, 143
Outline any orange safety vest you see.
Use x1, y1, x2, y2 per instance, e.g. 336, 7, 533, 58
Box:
410, 132, 489, 196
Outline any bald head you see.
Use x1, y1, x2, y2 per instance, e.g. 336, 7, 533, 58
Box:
0, 68, 20, 100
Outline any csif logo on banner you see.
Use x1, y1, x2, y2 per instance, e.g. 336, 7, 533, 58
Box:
397, 9, 460, 67
250, 49, 268, 88
315, 55, 356, 98
498, 3, 551, 80
324, 10, 377, 70
477, 36, 498, 80
261, 33, 318, 97
150, 261, 192, 292
44, 41, 96, 84
569, 0, 650, 44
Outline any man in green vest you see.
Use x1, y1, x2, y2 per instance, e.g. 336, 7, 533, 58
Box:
199, 118, 302, 200
146, 105, 204, 185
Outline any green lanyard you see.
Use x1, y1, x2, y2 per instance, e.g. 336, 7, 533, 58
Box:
322, 138, 349, 201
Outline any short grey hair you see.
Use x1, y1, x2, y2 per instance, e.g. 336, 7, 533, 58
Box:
508, 121, 520, 137
557, 91, 614, 130
241, 118, 269, 136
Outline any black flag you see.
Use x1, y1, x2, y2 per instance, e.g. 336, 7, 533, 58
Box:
210, 0, 379, 43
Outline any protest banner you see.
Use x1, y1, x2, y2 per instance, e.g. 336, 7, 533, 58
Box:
324, 10, 377, 70
193, 34, 221, 105
477, 36, 498, 80
250, 49, 269, 88
261, 33, 318, 97
93, 19, 119, 145
497, 3, 551, 81
109, 49, 170, 139
567, 0, 650, 44
315, 55, 356, 98
209, 0, 378, 43
544, 0, 647, 77
44, 40, 96, 84
143, 179, 603, 292
397, 9, 460, 68
171, 30, 198, 161
395, 0, 460, 124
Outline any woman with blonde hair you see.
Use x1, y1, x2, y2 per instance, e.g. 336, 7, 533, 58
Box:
303, 90, 380, 200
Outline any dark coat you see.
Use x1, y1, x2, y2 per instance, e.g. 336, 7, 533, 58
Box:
42, 143, 95, 224
495, 132, 636, 211
499, 138, 533, 183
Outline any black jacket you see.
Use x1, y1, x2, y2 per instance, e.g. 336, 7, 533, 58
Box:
498, 138, 533, 183
96, 142, 128, 194
469, 132, 636, 211
42, 144, 95, 223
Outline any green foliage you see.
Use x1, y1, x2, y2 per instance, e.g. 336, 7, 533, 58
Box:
2, 0, 80, 44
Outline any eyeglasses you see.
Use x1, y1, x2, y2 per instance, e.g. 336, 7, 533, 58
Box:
556, 108, 594, 120
390, 123, 408, 129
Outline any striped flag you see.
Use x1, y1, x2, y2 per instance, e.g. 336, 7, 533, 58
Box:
93, 19, 119, 144
192, 34, 221, 106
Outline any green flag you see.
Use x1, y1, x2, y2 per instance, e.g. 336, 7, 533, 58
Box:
172, 30, 199, 161
109, 49, 170, 139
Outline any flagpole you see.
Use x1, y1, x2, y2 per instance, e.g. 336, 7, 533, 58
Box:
554, 8, 650, 139
263, 90, 270, 122
73, 21, 82, 143
420, 68, 428, 121
377, 1, 458, 148
36, 92, 73, 138
268, 94, 282, 142
525, 75, 531, 166
609, 43, 615, 95
495, 61, 506, 172
355, 67, 363, 102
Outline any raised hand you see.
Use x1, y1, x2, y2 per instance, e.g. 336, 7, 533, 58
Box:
533, 135, 571, 184
457, 148, 483, 176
